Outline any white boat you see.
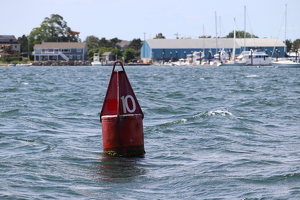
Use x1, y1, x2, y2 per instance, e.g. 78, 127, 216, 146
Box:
220, 59, 246, 66
173, 58, 189, 66
271, 5, 300, 68
244, 50, 272, 66
14, 63, 32, 67
272, 59, 300, 68
213, 49, 229, 66
192, 51, 205, 65
201, 51, 221, 66
186, 54, 193, 65
220, 51, 250, 66
91, 53, 102, 66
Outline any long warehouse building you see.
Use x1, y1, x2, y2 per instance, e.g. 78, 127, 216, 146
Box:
140, 38, 285, 62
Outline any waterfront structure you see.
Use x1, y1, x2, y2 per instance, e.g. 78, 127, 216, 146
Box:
102, 52, 114, 62
140, 38, 285, 63
33, 42, 88, 61
0, 35, 21, 54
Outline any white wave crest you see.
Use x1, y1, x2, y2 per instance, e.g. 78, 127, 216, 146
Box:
207, 109, 232, 116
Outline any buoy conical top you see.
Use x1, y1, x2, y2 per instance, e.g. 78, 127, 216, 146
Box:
100, 61, 143, 118
100, 61, 145, 157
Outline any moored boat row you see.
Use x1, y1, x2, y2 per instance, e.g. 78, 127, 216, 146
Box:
158, 48, 300, 68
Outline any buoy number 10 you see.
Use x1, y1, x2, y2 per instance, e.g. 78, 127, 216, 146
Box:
120, 95, 136, 113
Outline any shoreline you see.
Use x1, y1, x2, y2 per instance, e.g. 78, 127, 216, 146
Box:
1, 61, 152, 67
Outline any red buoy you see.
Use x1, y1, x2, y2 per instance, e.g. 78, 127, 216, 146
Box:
100, 61, 145, 157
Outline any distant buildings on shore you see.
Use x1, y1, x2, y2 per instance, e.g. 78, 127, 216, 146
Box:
1, 35, 287, 64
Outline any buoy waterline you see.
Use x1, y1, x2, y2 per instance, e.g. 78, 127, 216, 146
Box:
100, 61, 145, 157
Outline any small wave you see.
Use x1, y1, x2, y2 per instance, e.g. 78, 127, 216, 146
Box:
282, 173, 300, 179
1, 108, 19, 114
15, 137, 35, 142
245, 75, 259, 78
22, 82, 29, 85
1, 88, 18, 92
191, 108, 233, 119
206, 108, 233, 116
239, 172, 300, 185
159, 118, 188, 126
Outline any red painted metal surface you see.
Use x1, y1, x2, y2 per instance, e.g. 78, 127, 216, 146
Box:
100, 61, 145, 156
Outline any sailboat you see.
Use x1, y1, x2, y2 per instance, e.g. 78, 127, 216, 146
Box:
192, 51, 205, 65
272, 4, 300, 68
219, 18, 246, 66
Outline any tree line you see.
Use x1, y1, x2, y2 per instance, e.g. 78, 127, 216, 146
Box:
15, 14, 143, 62
84, 35, 143, 62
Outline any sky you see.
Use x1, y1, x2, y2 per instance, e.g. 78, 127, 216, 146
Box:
1, 0, 299, 42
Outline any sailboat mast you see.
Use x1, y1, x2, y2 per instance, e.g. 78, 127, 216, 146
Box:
203, 25, 205, 52
244, 6, 246, 51
232, 18, 236, 62
284, 4, 287, 53
215, 12, 218, 54
219, 16, 221, 38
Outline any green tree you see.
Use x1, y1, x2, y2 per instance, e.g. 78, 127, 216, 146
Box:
87, 48, 100, 60
292, 39, 300, 51
284, 39, 292, 53
199, 35, 212, 38
108, 37, 122, 49
42, 14, 67, 42
18, 35, 30, 53
85, 35, 100, 50
123, 48, 135, 62
28, 14, 79, 45
153, 33, 165, 39
224, 30, 258, 38
129, 38, 142, 52
99, 37, 109, 48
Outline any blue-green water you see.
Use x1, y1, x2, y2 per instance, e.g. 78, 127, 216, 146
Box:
1, 65, 300, 199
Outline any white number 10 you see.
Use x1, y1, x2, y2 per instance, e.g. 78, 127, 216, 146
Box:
120, 95, 136, 113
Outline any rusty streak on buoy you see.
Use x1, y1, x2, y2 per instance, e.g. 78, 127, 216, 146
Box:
100, 61, 145, 157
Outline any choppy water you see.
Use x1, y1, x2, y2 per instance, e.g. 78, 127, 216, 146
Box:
1, 65, 300, 199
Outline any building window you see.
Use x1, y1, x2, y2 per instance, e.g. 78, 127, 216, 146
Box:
69, 55, 73, 59
77, 48, 82, 52
77, 55, 81, 60
62, 49, 71, 53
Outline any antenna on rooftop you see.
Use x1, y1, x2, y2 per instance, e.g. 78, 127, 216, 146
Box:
174, 33, 180, 39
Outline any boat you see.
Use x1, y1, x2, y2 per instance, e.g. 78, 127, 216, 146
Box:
172, 58, 189, 66
244, 50, 272, 66
192, 51, 205, 65
272, 58, 300, 68
214, 49, 229, 66
219, 19, 247, 66
91, 53, 102, 66
271, 5, 300, 68
201, 51, 220, 66
14, 63, 32, 67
